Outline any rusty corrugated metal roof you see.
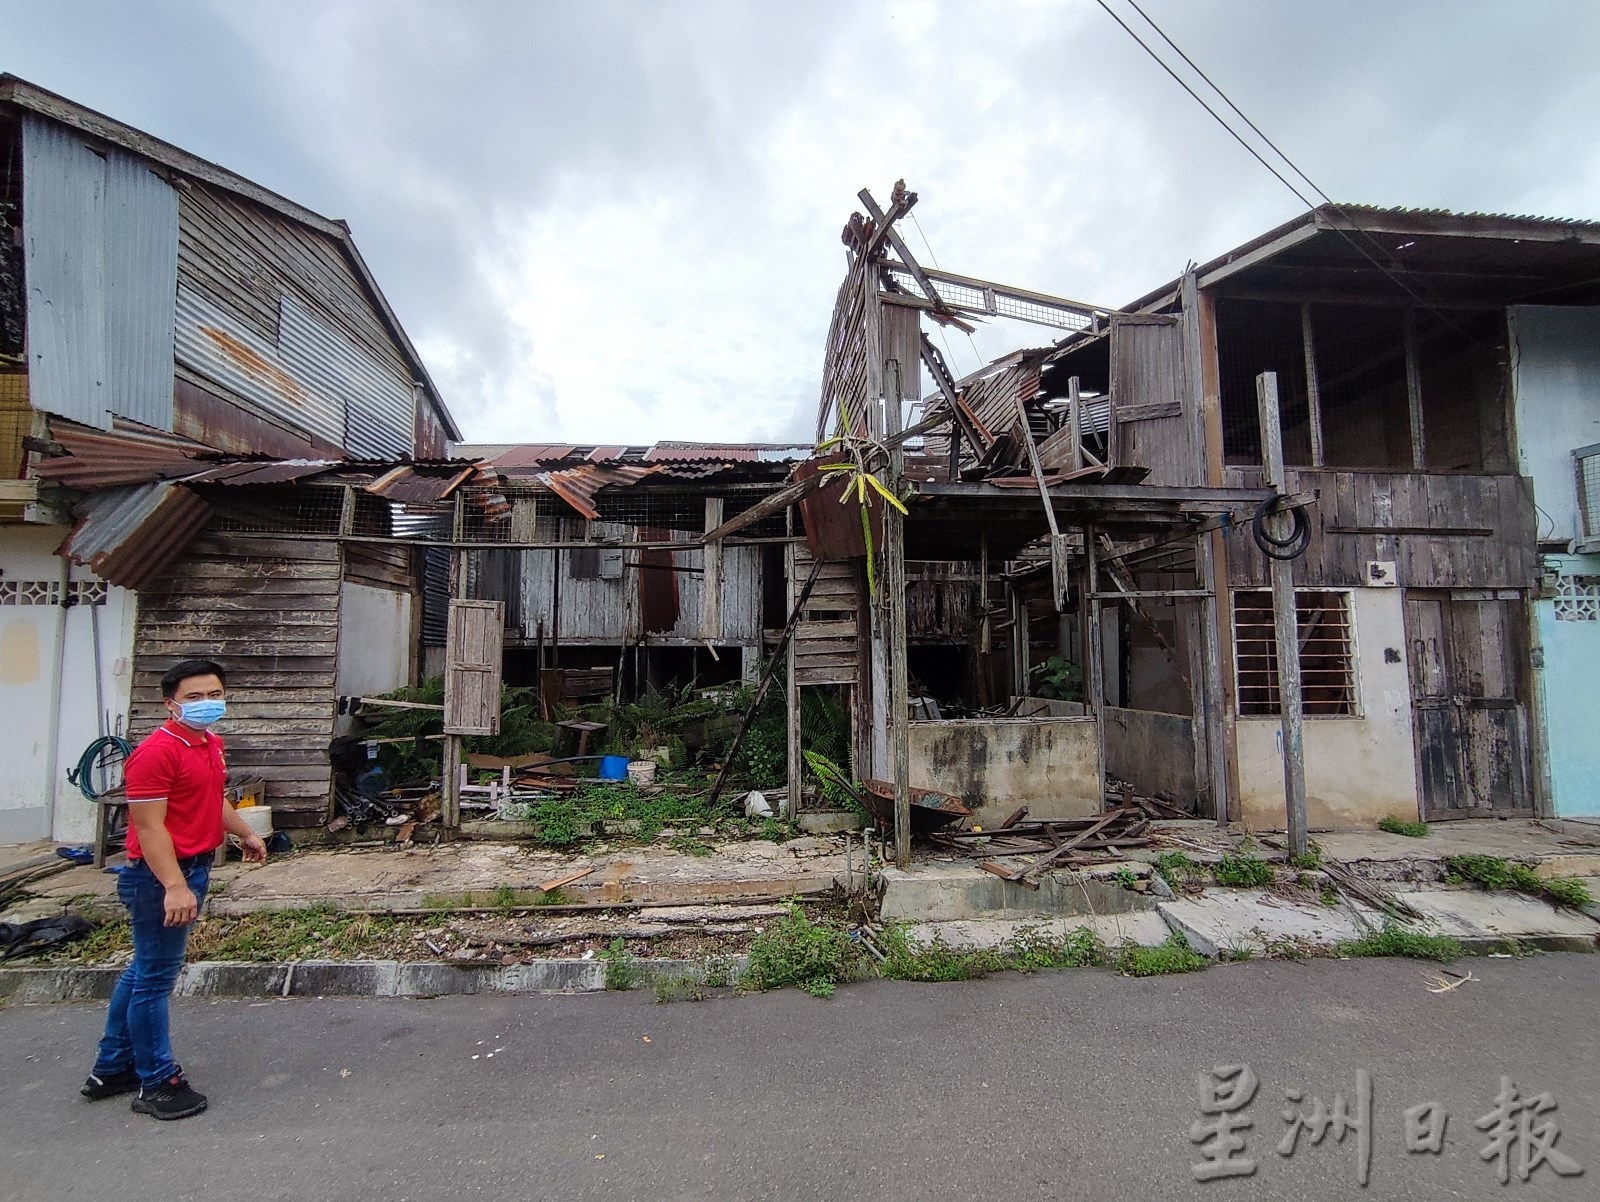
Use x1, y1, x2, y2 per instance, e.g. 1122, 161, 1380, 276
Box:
60, 482, 214, 590
34, 419, 213, 488
534, 464, 662, 521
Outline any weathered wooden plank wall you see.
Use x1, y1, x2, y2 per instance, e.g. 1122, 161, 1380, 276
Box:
129, 532, 338, 827
1224, 468, 1536, 590
1110, 314, 1203, 487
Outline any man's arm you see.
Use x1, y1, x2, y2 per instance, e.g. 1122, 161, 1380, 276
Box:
126, 801, 199, 926
221, 802, 268, 863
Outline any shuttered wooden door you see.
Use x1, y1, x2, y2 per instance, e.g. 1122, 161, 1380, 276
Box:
1404, 591, 1531, 819
444, 600, 504, 736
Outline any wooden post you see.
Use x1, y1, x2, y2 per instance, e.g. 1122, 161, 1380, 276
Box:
1404, 308, 1426, 470
884, 358, 912, 871
443, 491, 468, 831
1084, 523, 1107, 811
1256, 371, 1307, 857
1299, 303, 1325, 468
701, 497, 723, 642
785, 541, 802, 817
1067, 376, 1083, 471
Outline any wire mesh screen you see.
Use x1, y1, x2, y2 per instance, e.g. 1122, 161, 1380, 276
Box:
1234, 589, 1356, 716
1576, 446, 1600, 541
205, 482, 792, 546
883, 266, 1095, 333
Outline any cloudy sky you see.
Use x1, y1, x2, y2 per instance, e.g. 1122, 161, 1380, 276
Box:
5, 1, 1598, 445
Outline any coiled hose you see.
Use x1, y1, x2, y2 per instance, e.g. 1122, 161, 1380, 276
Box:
70, 735, 132, 801
1251, 495, 1311, 561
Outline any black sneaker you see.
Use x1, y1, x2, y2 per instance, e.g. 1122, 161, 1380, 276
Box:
130, 1073, 208, 1120
81, 1068, 140, 1100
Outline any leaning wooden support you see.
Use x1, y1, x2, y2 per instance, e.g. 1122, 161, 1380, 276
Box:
705, 559, 824, 809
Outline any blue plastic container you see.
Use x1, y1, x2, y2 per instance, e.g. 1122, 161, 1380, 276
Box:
598, 755, 630, 781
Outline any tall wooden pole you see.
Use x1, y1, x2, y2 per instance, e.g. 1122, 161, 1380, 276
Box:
885, 358, 912, 870
1256, 372, 1307, 857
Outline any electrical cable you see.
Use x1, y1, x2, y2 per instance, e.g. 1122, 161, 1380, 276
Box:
1097, 0, 1484, 342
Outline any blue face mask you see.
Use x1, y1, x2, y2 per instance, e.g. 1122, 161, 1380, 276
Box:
177, 699, 227, 728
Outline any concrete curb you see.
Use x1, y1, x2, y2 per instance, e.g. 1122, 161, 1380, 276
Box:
0, 956, 749, 1005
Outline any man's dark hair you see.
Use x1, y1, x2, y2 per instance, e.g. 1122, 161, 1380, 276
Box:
160, 658, 228, 699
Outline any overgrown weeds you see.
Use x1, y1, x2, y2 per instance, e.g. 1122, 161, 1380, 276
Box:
1119, 933, 1209, 977
740, 905, 863, 997
1213, 850, 1274, 888
1154, 851, 1199, 888
600, 937, 642, 991
1336, 922, 1461, 963
1444, 855, 1593, 910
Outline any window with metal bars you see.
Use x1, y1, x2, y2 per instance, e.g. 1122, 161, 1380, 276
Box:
1234, 590, 1357, 716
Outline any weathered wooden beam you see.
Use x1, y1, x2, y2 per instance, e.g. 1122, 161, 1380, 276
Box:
1257, 371, 1307, 858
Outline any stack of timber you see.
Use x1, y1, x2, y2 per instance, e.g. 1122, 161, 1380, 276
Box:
131, 532, 338, 829
928, 810, 1152, 889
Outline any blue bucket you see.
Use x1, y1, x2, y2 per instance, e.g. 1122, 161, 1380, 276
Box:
598, 755, 630, 781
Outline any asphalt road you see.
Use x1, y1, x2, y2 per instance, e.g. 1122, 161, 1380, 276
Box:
3, 956, 1597, 1202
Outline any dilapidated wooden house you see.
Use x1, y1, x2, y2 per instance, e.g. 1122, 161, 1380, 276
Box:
798, 190, 1600, 850
0, 76, 460, 841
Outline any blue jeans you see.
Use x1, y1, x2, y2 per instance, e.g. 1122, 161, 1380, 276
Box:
93, 855, 210, 1087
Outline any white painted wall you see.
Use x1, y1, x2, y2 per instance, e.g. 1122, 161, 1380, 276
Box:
1509, 306, 1600, 543
336, 582, 415, 697
1237, 587, 1418, 830
0, 525, 137, 845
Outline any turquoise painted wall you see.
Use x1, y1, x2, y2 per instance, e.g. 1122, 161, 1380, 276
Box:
1536, 558, 1600, 817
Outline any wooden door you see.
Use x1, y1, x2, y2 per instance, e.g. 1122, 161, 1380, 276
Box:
1404, 592, 1531, 819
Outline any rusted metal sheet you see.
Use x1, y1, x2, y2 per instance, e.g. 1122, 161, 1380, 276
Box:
60, 481, 213, 589
173, 378, 339, 458
795, 455, 885, 562
36, 417, 210, 487
366, 463, 476, 504
534, 463, 661, 520
279, 292, 414, 459
22, 115, 178, 433
175, 284, 344, 448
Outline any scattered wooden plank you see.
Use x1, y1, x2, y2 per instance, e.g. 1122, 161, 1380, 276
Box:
998, 806, 1029, 829
538, 866, 596, 893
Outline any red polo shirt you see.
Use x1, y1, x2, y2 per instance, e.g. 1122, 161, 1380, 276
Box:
123, 719, 227, 860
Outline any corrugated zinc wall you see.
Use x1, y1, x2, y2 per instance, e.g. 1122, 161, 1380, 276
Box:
21, 115, 177, 432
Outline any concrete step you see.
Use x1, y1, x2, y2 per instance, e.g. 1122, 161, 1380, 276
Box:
904, 912, 1172, 954
878, 860, 1157, 922
1156, 890, 1385, 958
1396, 889, 1600, 954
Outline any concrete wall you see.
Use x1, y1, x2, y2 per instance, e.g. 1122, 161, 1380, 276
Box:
336, 582, 414, 697
1237, 587, 1418, 830
1105, 707, 1197, 804
1509, 306, 1600, 543
1535, 554, 1600, 817
908, 717, 1100, 827
1510, 307, 1600, 817
0, 525, 137, 845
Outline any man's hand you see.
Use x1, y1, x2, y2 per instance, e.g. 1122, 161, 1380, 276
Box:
164, 882, 199, 927
238, 832, 268, 864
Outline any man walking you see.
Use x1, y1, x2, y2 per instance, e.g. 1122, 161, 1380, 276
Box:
82, 658, 268, 1120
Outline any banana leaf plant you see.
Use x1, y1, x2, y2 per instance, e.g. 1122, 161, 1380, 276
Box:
814, 402, 908, 598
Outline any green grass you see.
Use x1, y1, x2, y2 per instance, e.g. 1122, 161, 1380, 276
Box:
1319, 883, 1340, 908
668, 834, 715, 857
1119, 933, 1209, 977
1336, 922, 1461, 963
1213, 850, 1274, 888
1112, 866, 1139, 889
1444, 855, 1592, 910
740, 905, 864, 997
1379, 815, 1431, 838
